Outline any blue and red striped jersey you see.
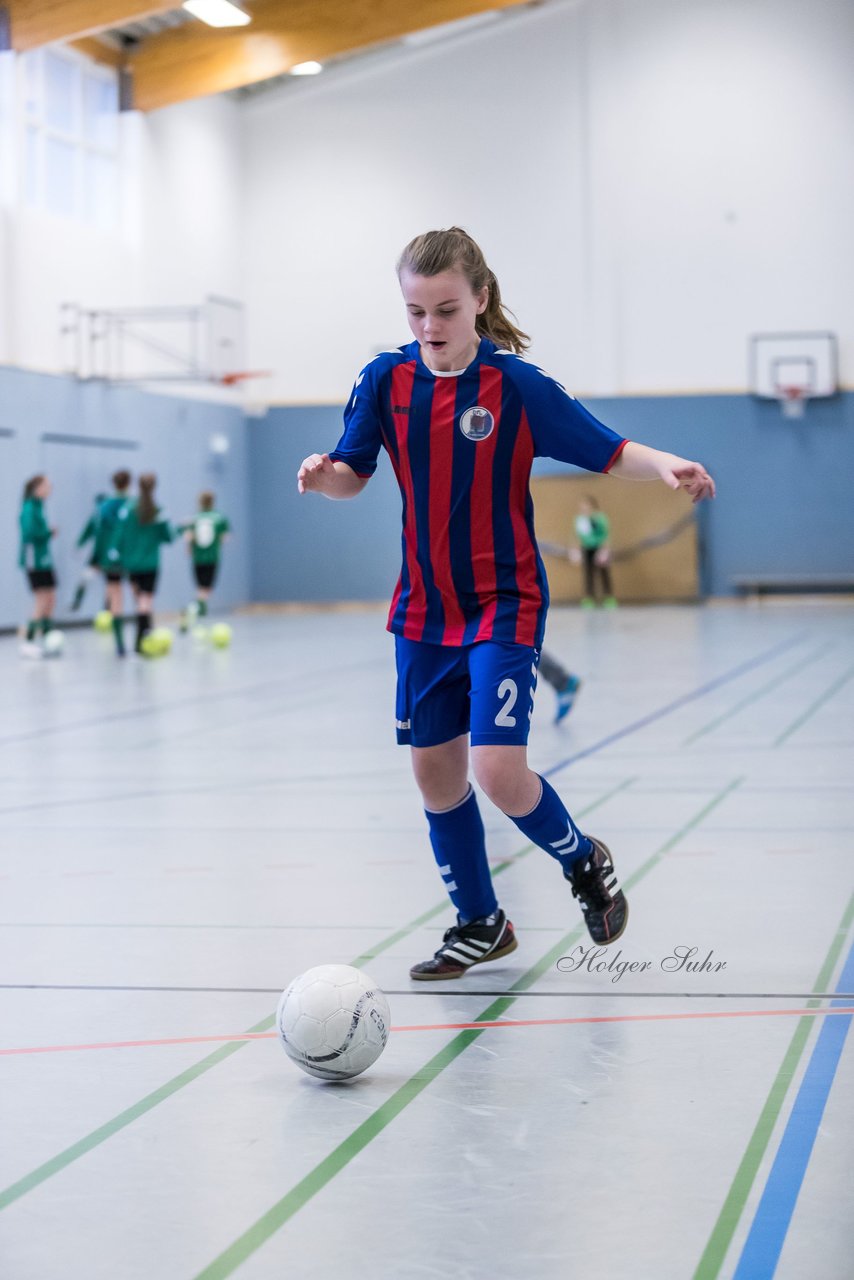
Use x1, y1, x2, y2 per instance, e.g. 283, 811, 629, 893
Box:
330, 337, 627, 648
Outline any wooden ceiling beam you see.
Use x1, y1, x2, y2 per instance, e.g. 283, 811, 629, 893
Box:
7, 2, 176, 52
128, 0, 530, 112
70, 37, 128, 69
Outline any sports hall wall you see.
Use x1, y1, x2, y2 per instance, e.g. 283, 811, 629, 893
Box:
0, 367, 250, 629
247, 391, 854, 603
0, 70, 250, 628
243, 0, 854, 602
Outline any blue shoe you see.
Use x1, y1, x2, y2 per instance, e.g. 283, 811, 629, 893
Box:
555, 675, 581, 723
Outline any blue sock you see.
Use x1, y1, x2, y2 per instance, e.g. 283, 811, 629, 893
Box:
508, 776, 592, 873
425, 786, 498, 924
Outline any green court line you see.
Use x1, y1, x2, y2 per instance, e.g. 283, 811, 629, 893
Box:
0, 780, 630, 1213
774, 661, 854, 747
191, 779, 741, 1280
683, 645, 834, 745
692, 890, 854, 1280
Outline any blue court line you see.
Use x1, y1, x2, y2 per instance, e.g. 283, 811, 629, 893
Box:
732, 934, 854, 1279
544, 633, 806, 778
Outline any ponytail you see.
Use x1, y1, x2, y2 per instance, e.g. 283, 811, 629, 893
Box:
397, 227, 530, 354
137, 473, 157, 525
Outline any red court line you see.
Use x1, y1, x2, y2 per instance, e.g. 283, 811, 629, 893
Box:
3, 1006, 854, 1058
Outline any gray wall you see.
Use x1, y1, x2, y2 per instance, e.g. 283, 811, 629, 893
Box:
248, 405, 401, 603
1, 366, 250, 629
248, 393, 854, 601
5, 370, 850, 624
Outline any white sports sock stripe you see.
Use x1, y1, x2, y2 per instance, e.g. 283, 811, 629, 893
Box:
551, 824, 580, 853
446, 880, 458, 891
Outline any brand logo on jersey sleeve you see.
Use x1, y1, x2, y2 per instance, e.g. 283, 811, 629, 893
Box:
459, 406, 495, 441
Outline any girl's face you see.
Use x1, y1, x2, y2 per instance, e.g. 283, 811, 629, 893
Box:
37, 478, 51, 499
399, 267, 487, 373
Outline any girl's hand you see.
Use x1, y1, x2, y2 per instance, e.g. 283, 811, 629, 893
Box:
298, 453, 336, 494
657, 456, 716, 503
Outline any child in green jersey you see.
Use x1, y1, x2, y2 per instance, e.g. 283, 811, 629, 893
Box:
574, 495, 615, 608
116, 473, 174, 654
18, 475, 59, 659
72, 470, 134, 654
179, 491, 231, 630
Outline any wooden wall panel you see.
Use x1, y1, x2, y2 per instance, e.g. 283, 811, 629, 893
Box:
531, 473, 699, 603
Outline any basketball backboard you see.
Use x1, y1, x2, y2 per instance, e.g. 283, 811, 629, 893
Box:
749, 331, 838, 417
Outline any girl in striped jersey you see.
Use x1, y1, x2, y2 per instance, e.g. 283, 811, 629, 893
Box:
299, 227, 715, 980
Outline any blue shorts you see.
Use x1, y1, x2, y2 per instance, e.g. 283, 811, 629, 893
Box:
394, 637, 540, 748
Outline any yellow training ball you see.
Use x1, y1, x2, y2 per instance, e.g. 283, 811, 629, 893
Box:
210, 623, 232, 648
140, 632, 161, 658
94, 610, 113, 632
150, 627, 173, 654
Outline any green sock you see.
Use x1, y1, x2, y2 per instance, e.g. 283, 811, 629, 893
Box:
111, 616, 125, 656
197, 598, 208, 617
26, 621, 38, 641
40, 618, 54, 635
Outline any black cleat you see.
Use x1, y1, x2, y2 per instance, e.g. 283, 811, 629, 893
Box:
410, 909, 518, 981
566, 836, 628, 945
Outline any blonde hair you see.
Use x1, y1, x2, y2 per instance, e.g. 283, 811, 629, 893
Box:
397, 227, 530, 354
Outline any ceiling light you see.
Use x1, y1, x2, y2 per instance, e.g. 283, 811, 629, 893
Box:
289, 61, 323, 76
183, 0, 251, 28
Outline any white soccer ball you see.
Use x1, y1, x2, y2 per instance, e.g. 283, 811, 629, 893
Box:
43, 629, 65, 656
276, 964, 391, 1082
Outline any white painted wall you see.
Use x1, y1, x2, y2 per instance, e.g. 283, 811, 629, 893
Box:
0, 69, 244, 381
242, 0, 854, 401
2, 0, 852, 401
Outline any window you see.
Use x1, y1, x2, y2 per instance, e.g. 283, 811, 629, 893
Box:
20, 49, 120, 230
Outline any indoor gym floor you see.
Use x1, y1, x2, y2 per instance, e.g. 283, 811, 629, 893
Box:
1, 601, 852, 1280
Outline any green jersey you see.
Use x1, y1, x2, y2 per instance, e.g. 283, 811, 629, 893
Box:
117, 501, 174, 574
77, 492, 131, 570
575, 512, 610, 550
182, 511, 231, 565
19, 497, 54, 571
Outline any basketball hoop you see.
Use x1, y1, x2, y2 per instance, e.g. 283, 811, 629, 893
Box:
776, 385, 807, 420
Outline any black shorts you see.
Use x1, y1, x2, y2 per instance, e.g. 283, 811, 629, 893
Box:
103, 569, 123, 583
129, 571, 158, 594
193, 562, 218, 589
27, 569, 57, 591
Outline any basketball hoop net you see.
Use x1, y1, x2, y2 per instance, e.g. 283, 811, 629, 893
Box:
776, 385, 807, 419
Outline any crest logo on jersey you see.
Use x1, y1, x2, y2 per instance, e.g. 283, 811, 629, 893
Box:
459, 406, 495, 441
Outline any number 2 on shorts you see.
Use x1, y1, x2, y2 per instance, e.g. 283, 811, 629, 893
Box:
495, 678, 518, 727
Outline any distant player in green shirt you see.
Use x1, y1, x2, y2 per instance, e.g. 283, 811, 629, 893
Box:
116, 472, 174, 654
574, 495, 616, 608
18, 475, 59, 659
179, 491, 231, 629
70, 471, 134, 654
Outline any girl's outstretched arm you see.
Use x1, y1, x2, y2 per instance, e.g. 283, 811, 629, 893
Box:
609, 441, 716, 503
297, 453, 369, 500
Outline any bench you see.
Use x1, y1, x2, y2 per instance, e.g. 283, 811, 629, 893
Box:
732, 575, 854, 596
